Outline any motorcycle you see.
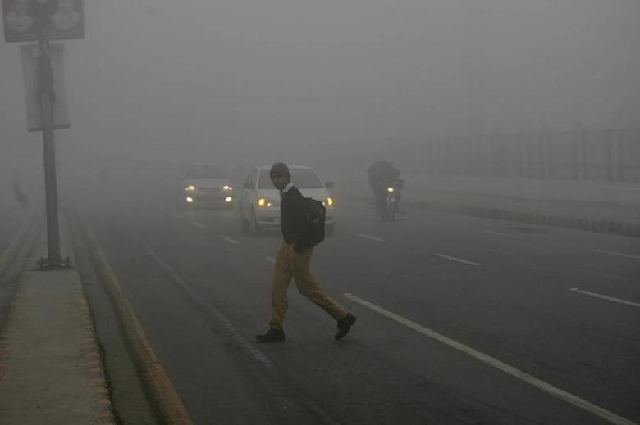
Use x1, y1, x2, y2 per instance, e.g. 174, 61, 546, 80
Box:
384, 186, 397, 222
375, 186, 397, 222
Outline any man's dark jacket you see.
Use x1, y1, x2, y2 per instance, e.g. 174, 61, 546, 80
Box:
280, 186, 306, 250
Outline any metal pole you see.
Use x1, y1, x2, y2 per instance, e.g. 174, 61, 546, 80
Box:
571, 132, 579, 180
449, 136, 457, 174
617, 130, 625, 182
606, 129, 614, 182
542, 130, 550, 180
486, 134, 493, 177
39, 38, 62, 265
428, 140, 435, 174
580, 130, 588, 181
520, 133, 527, 179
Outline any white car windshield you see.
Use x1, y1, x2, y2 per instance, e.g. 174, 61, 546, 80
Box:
185, 165, 227, 179
258, 169, 324, 189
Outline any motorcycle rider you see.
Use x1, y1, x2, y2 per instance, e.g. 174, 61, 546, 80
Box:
367, 160, 405, 219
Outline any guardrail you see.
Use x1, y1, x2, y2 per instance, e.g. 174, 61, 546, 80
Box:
358, 128, 640, 183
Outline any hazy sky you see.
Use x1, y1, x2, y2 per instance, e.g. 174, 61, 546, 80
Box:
1, 0, 638, 171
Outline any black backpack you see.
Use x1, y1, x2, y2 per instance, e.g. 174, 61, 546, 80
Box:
301, 197, 326, 247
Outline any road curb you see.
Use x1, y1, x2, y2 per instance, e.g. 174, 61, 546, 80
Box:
72, 211, 194, 425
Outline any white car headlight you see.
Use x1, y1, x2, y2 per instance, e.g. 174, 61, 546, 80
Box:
387, 187, 395, 193
223, 185, 233, 191
257, 198, 273, 207
324, 197, 334, 207
185, 185, 196, 192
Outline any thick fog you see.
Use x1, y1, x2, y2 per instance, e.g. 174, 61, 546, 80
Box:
1, 0, 639, 198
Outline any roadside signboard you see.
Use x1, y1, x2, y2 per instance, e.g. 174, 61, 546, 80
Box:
21, 43, 70, 131
3, 0, 84, 43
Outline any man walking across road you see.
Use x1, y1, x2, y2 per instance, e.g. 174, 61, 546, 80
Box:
256, 162, 356, 342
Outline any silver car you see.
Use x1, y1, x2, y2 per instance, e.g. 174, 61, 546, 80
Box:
176, 164, 235, 209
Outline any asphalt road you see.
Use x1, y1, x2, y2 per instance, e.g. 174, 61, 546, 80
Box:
75, 178, 640, 425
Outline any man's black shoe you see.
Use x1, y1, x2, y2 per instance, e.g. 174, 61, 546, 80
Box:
335, 313, 357, 340
256, 328, 286, 343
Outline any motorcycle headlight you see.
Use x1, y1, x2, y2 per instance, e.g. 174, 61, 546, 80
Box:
185, 185, 196, 192
185, 197, 194, 203
387, 187, 395, 193
223, 185, 233, 191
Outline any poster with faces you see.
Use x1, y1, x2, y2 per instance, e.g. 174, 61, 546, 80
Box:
3, 0, 84, 42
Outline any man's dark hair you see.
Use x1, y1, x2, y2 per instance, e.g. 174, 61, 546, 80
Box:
270, 162, 291, 180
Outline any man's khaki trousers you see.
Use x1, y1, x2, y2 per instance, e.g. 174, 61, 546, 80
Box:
269, 242, 347, 330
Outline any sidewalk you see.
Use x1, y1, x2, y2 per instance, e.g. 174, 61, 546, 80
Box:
0, 222, 115, 424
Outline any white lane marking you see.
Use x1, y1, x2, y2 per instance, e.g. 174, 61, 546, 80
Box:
266, 257, 276, 264
344, 293, 637, 425
436, 253, 480, 266
485, 230, 521, 239
597, 249, 640, 261
579, 269, 635, 280
357, 233, 385, 243
223, 236, 239, 245
570, 288, 640, 308
131, 235, 274, 369
192, 222, 205, 229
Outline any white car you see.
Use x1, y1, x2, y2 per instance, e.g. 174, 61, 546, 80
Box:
239, 165, 335, 235
176, 164, 235, 209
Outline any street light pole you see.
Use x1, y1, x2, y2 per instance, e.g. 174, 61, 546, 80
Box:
38, 37, 62, 265
31, 0, 65, 267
